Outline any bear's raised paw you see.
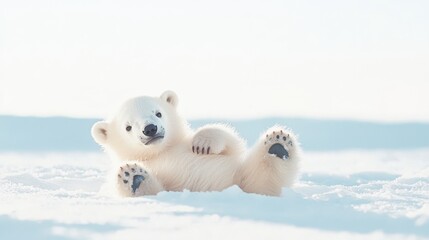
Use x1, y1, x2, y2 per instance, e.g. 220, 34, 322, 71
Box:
264, 129, 296, 160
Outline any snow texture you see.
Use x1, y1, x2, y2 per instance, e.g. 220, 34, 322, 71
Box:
1, 149, 428, 240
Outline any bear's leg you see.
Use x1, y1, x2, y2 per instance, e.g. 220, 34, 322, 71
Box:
117, 163, 164, 197
235, 126, 300, 196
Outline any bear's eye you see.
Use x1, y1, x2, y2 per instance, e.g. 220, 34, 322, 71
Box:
126, 125, 132, 132
156, 112, 162, 118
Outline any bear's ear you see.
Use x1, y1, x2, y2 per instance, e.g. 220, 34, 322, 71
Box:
91, 121, 109, 145
160, 90, 178, 108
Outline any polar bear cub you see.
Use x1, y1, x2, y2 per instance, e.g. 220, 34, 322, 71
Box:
91, 91, 300, 197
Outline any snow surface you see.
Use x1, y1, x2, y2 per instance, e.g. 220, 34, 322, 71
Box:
1, 150, 428, 240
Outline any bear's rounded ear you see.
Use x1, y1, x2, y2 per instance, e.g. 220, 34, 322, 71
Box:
91, 121, 109, 145
160, 90, 178, 108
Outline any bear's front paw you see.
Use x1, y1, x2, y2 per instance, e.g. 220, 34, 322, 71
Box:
117, 163, 149, 195
192, 134, 225, 155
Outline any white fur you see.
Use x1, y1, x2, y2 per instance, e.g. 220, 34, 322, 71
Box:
92, 91, 301, 197
236, 126, 301, 196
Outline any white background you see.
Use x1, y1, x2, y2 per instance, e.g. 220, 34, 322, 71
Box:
1, 0, 428, 122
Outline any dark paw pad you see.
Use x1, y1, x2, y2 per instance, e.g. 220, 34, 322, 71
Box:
268, 143, 289, 160
131, 175, 145, 193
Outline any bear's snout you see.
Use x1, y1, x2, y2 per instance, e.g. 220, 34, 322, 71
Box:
143, 124, 158, 137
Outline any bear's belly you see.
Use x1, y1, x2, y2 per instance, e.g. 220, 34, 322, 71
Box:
146, 148, 241, 192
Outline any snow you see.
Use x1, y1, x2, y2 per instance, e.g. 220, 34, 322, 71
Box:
1, 149, 428, 240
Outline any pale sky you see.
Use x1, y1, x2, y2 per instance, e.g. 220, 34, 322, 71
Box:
1, 0, 428, 122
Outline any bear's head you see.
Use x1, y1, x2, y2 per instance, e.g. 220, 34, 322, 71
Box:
91, 90, 187, 160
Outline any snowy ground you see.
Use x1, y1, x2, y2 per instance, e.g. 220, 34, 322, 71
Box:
1, 149, 428, 240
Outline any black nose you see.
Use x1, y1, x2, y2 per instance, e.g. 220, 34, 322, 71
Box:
143, 124, 157, 137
